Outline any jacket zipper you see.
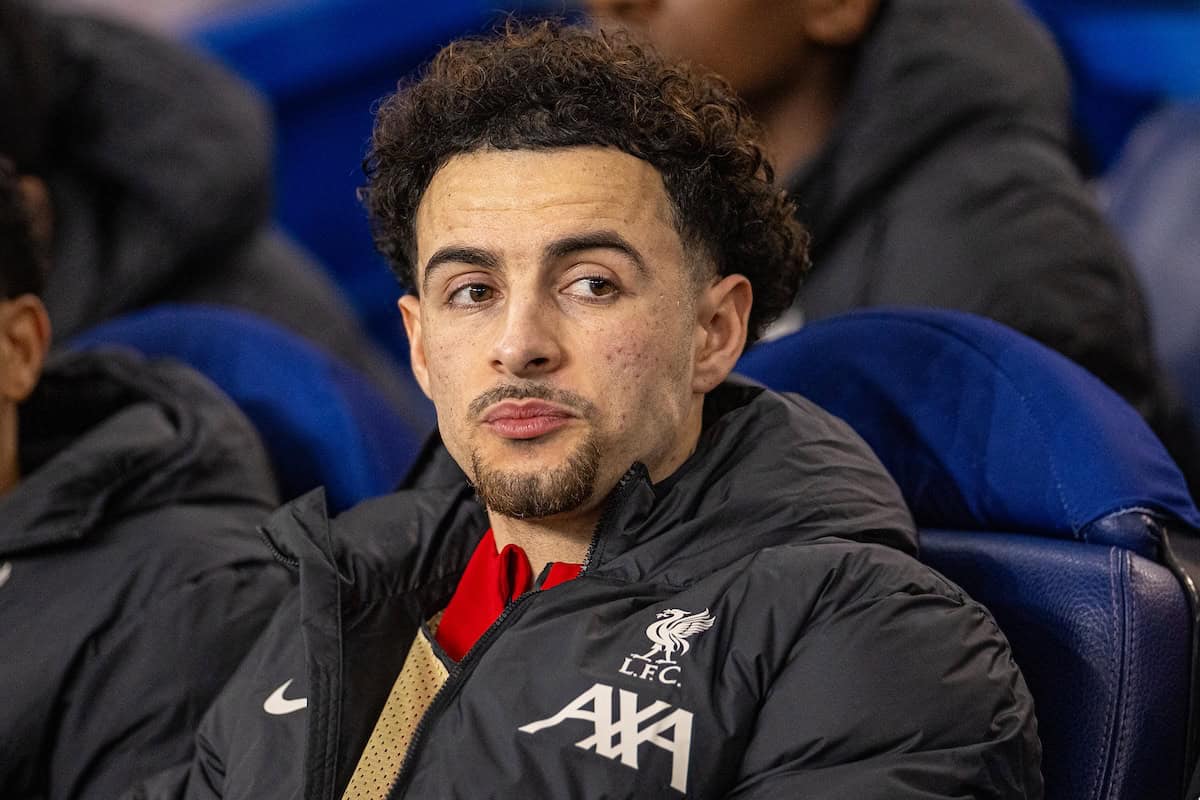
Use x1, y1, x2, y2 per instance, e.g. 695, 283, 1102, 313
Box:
384, 591, 535, 800
384, 465, 645, 798
257, 525, 299, 569
581, 465, 644, 573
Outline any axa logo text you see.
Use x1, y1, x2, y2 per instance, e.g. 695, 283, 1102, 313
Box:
519, 682, 694, 793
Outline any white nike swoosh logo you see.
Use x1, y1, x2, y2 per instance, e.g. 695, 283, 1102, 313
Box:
263, 679, 308, 715
0, 562, 11, 588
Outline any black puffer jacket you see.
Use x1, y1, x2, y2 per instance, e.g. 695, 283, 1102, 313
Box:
0, 2, 429, 420
0, 350, 291, 800
130, 383, 1042, 799
783, 0, 1197, 487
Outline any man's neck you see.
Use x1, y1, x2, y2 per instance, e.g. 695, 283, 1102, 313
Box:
744, 47, 854, 182
490, 510, 600, 577
0, 405, 19, 497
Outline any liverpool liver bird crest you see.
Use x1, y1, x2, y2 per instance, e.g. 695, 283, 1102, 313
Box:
634, 608, 717, 664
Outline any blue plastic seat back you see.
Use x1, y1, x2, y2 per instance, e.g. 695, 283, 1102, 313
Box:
739, 308, 1200, 550
737, 308, 1200, 799
69, 304, 425, 511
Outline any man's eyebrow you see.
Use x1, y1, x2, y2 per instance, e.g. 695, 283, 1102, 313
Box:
544, 230, 647, 275
422, 245, 501, 293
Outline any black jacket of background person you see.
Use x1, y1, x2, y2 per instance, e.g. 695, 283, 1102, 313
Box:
129, 383, 1043, 799
3, 4, 427, 418
785, 0, 1198, 487
0, 350, 292, 800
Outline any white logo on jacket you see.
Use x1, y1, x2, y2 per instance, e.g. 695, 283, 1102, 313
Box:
518, 682, 694, 793
619, 608, 716, 687
263, 679, 308, 715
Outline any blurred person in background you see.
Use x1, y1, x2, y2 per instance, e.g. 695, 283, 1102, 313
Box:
40, 0, 253, 33
589, 0, 1200, 494
0, 0, 431, 423
0, 156, 291, 800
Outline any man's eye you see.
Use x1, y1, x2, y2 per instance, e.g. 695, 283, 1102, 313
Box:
564, 277, 618, 299
449, 284, 495, 305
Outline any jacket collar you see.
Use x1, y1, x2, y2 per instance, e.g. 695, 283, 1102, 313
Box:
261, 381, 916, 603
0, 349, 277, 557
0, 405, 175, 555
583, 381, 917, 585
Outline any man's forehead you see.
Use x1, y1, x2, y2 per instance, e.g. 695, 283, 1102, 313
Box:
415, 146, 675, 242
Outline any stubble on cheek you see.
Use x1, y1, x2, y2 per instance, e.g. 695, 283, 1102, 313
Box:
421, 334, 476, 472
596, 309, 696, 477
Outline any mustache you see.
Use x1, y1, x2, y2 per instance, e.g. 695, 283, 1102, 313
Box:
468, 382, 596, 419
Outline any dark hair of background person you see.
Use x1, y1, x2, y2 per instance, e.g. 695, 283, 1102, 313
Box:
0, 1, 54, 174
0, 158, 45, 299
362, 19, 809, 343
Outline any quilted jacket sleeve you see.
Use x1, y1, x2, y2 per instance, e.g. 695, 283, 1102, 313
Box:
49, 562, 291, 800
121, 586, 309, 800
724, 586, 1043, 799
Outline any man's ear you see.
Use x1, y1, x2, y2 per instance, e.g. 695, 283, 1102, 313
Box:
398, 293, 433, 400
802, 0, 879, 46
0, 295, 51, 404
692, 274, 753, 394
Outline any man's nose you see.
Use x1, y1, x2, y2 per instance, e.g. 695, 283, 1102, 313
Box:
490, 294, 563, 378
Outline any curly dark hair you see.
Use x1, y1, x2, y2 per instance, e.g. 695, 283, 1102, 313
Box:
0, 157, 45, 299
363, 20, 809, 342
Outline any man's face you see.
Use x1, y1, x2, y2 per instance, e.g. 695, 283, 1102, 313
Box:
400, 147, 711, 521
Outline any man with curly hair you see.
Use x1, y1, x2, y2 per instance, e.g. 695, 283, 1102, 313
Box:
131, 21, 1041, 800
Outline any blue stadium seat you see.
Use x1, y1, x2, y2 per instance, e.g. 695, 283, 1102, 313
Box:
69, 304, 426, 512
1100, 102, 1200, 426
738, 308, 1200, 800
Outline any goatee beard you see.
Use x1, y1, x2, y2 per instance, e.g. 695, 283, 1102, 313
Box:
470, 433, 601, 519
467, 381, 602, 519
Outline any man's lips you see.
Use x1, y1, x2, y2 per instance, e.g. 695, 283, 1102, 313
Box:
480, 400, 578, 440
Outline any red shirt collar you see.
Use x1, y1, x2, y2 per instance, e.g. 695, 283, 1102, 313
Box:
435, 529, 582, 662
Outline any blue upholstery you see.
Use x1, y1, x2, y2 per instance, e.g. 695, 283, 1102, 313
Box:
737, 308, 1200, 799
69, 304, 424, 511
923, 532, 1189, 800
740, 309, 1200, 549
